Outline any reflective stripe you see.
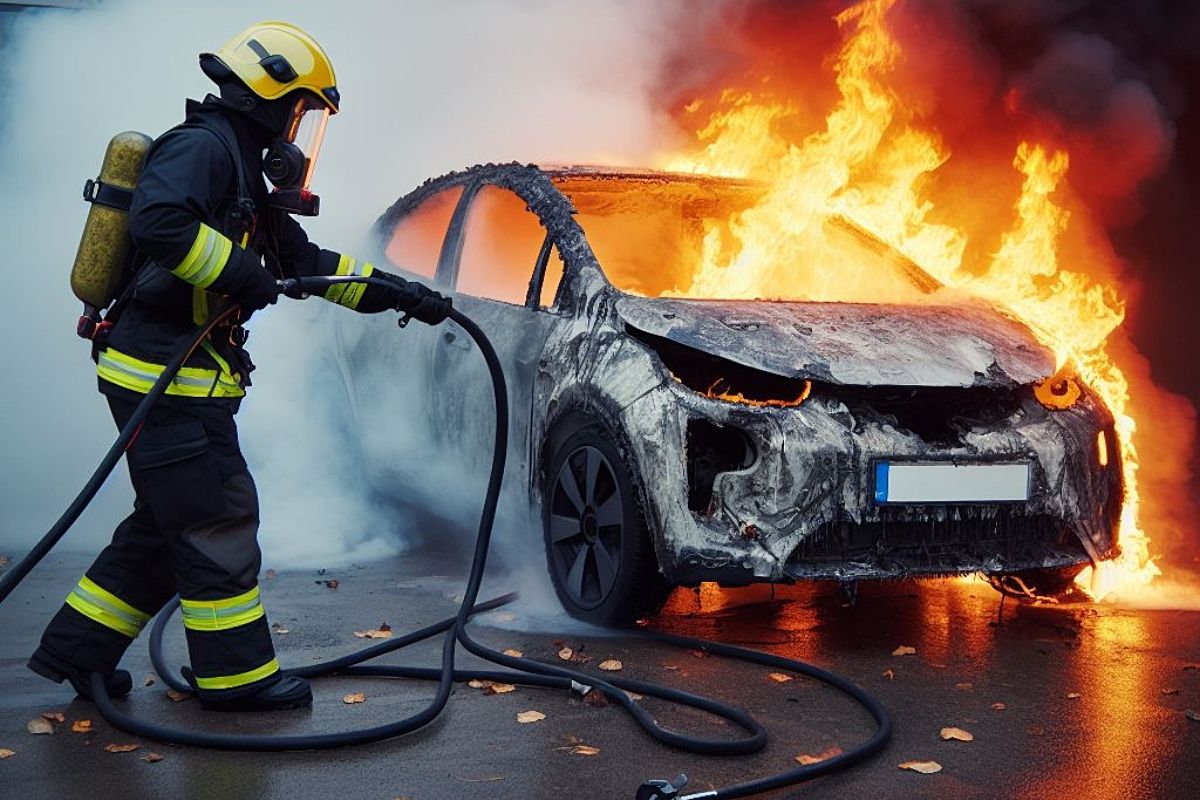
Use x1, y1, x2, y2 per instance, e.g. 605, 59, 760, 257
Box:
97, 347, 244, 399
179, 586, 265, 632
64, 576, 150, 639
323, 255, 374, 309
172, 224, 234, 289
194, 657, 280, 691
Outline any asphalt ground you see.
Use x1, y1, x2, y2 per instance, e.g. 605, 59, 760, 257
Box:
1, 546, 1198, 800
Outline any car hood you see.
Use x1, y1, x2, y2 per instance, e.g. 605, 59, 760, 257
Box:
615, 296, 1056, 388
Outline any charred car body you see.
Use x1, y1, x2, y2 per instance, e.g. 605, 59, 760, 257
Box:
351, 163, 1123, 624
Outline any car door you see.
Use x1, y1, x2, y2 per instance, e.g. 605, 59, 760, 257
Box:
431, 182, 563, 484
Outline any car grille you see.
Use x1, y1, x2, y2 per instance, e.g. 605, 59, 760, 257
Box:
786, 505, 1089, 576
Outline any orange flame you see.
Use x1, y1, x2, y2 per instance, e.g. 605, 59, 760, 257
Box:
658, 0, 1164, 599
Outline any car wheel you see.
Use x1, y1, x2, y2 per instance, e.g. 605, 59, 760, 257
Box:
987, 565, 1087, 601
542, 417, 670, 626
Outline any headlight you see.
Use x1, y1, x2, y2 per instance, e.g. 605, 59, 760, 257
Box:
1034, 370, 1082, 410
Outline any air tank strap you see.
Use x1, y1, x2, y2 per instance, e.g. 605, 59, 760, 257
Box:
83, 178, 135, 212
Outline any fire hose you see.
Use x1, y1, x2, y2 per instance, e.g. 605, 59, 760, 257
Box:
0, 274, 891, 799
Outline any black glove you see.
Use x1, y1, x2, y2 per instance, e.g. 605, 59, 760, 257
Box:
370, 271, 452, 325
231, 265, 281, 313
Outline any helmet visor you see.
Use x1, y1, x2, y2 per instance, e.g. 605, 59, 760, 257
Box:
284, 96, 330, 190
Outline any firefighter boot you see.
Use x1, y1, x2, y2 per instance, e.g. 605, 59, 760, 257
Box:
182, 666, 313, 712
28, 648, 133, 701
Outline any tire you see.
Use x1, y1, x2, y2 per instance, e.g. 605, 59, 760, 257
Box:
542, 415, 671, 625
987, 565, 1087, 601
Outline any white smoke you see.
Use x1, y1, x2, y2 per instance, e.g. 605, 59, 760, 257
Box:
0, 0, 686, 570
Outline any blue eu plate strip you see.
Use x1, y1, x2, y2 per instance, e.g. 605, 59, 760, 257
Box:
874, 462, 889, 503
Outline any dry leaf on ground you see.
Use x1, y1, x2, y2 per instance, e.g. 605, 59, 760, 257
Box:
324, 579, 339, 589
955, 683, 973, 690
795, 746, 843, 765
940, 727, 974, 742
624, 691, 644, 701
662, 664, 680, 671
882, 669, 896, 680
105, 743, 140, 754
1185, 710, 1200, 722
569, 744, 601, 755
353, 629, 392, 639
892, 646, 917, 657
468, 679, 488, 689
166, 689, 192, 702
598, 660, 623, 672
143, 675, 157, 687
899, 760, 943, 774
583, 691, 609, 708
503, 649, 523, 658
26, 719, 53, 736
1066, 692, 1082, 699
342, 693, 366, 705
484, 683, 516, 695
517, 710, 546, 724
271, 623, 289, 635
1025, 725, 1046, 736
142, 752, 164, 763
264, 569, 277, 580
71, 719, 92, 733
557, 647, 574, 661
991, 702, 1007, 710
0, 749, 14, 759
41, 712, 65, 724
768, 672, 793, 683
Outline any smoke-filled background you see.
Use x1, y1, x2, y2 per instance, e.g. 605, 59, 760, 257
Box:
0, 0, 1197, 585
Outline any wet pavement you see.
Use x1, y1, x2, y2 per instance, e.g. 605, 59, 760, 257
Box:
1, 547, 1198, 800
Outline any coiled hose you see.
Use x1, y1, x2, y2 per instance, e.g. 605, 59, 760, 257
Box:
3, 275, 890, 799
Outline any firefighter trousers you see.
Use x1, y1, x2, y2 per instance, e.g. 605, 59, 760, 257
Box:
31, 391, 281, 700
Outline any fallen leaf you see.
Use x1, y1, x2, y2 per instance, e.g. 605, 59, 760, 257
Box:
484, 683, 516, 695
624, 691, 644, 701
899, 760, 942, 774
0, 555, 9, 567
882, 669, 896, 680
264, 569, 277, 580
1025, 725, 1046, 736
165, 689, 192, 702
795, 746, 843, 765
598, 659, 623, 672
324, 579, 339, 589
71, 719, 92, 733
940, 727, 974, 742
0, 749, 14, 759
955, 683, 973, 690
991, 702, 1007, 711
342, 692, 366, 704
143, 675, 157, 687
271, 623, 289, 635
583, 690, 609, 708
557, 744, 601, 756
557, 647, 574, 661
503, 649, 523, 658
41, 711, 65, 724
1066, 692, 1082, 700
26, 719, 53, 736
517, 710, 546, 724
379, 622, 392, 632
768, 672, 794, 683
662, 664, 680, 671
1161, 688, 1180, 696
105, 743, 140, 753
689, 649, 709, 659
892, 646, 917, 657
468, 679, 488, 689
142, 752, 164, 763
1185, 710, 1200, 723
353, 628, 393, 639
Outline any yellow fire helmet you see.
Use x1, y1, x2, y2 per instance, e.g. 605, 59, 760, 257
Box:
201, 21, 340, 114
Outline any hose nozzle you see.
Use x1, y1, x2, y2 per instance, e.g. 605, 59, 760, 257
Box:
635, 774, 691, 800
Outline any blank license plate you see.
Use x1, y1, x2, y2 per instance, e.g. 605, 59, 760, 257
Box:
874, 462, 1030, 504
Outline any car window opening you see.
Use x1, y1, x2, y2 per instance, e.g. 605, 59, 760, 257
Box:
385, 185, 464, 279
554, 175, 938, 303
457, 185, 546, 306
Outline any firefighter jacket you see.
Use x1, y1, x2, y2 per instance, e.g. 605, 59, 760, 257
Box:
98, 96, 393, 401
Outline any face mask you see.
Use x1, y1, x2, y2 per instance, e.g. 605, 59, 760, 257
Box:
263, 96, 330, 216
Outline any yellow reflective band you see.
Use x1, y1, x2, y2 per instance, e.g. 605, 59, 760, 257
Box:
97, 347, 245, 399
193, 658, 280, 691
173, 224, 234, 289
180, 586, 264, 632
323, 255, 374, 310
64, 576, 151, 639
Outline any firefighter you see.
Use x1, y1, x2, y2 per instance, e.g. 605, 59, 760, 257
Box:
28, 22, 450, 711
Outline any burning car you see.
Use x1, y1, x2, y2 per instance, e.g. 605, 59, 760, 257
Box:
352, 163, 1123, 624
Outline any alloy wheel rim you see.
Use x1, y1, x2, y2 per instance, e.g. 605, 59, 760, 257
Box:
549, 445, 623, 609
